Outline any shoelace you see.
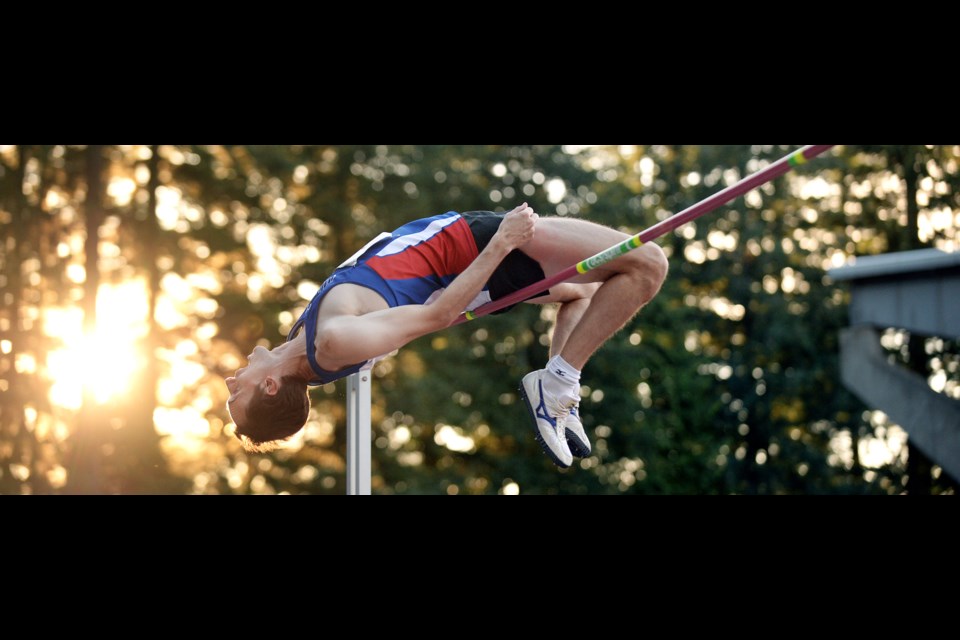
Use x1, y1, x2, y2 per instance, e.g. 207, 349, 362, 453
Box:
554, 415, 567, 440
553, 400, 576, 439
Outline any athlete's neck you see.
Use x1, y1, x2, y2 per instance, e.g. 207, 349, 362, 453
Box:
275, 332, 315, 382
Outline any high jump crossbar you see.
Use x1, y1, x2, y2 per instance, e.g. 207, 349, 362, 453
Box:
346, 144, 837, 494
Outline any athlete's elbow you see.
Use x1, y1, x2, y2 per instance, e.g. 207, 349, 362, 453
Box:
425, 304, 459, 332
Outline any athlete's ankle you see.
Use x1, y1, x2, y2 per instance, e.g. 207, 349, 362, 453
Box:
543, 355, 581, 407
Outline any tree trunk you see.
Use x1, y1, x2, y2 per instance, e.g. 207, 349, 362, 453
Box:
66, 145, 107, 494
23, 146, 54, 494
119, 144, 178, 493
145, 145, 160, 405
900, 146, 933, 495
0, 147, 30, 493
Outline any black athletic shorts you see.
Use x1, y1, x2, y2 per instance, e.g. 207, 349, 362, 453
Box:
461, 211, 549, 315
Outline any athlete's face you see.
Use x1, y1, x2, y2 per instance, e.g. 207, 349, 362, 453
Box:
225, 346, 277, 428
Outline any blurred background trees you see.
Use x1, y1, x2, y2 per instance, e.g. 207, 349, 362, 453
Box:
0, 144, 956, 494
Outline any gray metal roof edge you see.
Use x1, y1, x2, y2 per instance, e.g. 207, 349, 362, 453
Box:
828, 248, 960, 281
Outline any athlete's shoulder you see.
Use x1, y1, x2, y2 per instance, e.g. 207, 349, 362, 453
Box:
387, 212, 465, 239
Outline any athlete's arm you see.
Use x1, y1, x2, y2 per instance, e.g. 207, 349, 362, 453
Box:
315, 204, 538, 368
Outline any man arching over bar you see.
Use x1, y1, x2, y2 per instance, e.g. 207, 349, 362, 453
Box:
224, 203, 668, 468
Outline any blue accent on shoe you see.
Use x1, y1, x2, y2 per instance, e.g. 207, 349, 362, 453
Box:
534, 381, 556, 427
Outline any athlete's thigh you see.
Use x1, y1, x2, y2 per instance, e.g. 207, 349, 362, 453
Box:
522, 216, 632, 283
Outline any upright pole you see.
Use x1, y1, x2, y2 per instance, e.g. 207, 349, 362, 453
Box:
346, 371, 372, 495
454, 144, 836, 325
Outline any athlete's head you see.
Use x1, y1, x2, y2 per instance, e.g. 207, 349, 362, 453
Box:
225, 345, 310, 451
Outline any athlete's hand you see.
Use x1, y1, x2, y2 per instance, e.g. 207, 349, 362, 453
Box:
495, 202, 538, 250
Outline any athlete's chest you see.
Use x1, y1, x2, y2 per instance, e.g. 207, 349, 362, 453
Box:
316, 283, 390, 322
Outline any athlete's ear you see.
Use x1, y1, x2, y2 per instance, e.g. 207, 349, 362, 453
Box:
262, 376, 280, 397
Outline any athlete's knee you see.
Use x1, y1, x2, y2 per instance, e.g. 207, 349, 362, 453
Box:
622, 243, 668, 290
642, 243, 669, 285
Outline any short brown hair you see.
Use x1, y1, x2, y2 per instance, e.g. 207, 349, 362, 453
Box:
236, 376, 310, 452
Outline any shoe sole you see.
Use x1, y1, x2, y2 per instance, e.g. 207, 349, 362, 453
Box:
519, 378, 571, 469
566, 429, 591, 458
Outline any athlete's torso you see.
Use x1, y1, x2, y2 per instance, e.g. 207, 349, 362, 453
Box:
288, 212, 484, 385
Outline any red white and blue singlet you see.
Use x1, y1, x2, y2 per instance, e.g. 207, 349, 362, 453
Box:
288, 211, 547, 386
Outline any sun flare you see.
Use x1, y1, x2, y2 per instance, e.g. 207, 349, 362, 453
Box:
45, 280, 150, 410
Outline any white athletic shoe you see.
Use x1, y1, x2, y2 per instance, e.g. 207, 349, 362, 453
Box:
565, 405, 591, 458
520, 370, 574, 468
